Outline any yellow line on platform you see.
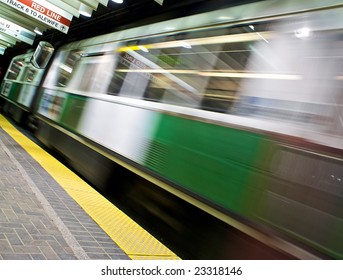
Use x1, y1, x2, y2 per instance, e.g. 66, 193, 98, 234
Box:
0, 114, 180, 260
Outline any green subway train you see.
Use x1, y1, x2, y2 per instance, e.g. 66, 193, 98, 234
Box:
1, 0, 342, 259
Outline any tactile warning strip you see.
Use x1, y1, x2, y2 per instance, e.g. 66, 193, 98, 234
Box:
0, 115, 180, 260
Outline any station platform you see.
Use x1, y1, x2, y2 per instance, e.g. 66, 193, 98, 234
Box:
0, 114, 179, 260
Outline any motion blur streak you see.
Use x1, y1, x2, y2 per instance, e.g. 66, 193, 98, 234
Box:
1, 0, 342, 259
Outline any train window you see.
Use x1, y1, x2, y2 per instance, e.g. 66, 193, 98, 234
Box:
22, 67, 37, 83
199, 40, 251, 113
47, 51, 81, 88
5, 59, 25, 81
68, 55, 115, 93
232, 25, 343, 137
107, 51, 151, 98
107, 24, 268, 111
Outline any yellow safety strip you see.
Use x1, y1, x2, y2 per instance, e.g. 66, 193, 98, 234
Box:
0, 114, 180, 260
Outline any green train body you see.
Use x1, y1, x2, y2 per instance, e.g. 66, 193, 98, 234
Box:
1, 0, 342, 259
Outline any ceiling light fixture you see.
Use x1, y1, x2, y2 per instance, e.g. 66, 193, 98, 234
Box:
79, 3, 93, 17
34, 27, 43, 35
295, 27, 311, 39
217, 16, 234, 21
112, 0, 124, 3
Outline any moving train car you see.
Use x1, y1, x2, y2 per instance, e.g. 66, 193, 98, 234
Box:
0, 41, 53, 124
0, 51, 44, 124
2, 0, 343, 259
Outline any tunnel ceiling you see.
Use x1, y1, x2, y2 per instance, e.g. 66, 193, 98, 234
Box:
0, 0, 256, 61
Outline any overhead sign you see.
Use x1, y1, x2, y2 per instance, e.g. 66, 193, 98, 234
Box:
1, 0, 73, 34
0, 16, 36, 44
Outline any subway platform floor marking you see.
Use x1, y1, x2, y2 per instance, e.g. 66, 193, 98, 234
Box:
0, 115, 180, 260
